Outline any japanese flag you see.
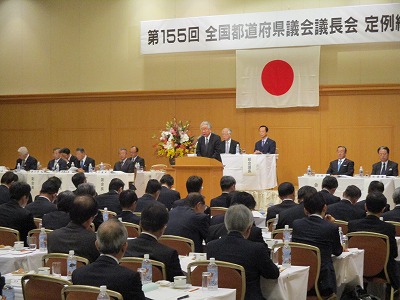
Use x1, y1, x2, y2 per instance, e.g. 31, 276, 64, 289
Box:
236, 46, 320, 108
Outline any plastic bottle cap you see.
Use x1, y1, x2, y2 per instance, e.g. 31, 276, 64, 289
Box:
104, 207, 108, 211
100, 285, 107, 292
69, 250, 75, 255
144, 254, 149, 259
275, 214, 279, 218
210, 257, 215, 263
284, 225, 289, 230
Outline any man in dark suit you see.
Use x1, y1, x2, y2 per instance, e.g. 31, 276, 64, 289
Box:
326, 145, 355, 176
210, 176, 236, 208
95, 178, 125, 214
116, 190, 140, 225
158, 174, 180, 210
320, 176, 341, 205
25, 180, 58, 218
371, 146, 399, 176
60, 147, 80, 168
47, 147, 68, 171
0, 182, 36, 245
383, 188, 400, 222
71, 173, 87, 194
135, 179, 163, 212
113, 147, 134, 173
125, 203, 183, 281
196, 121, 222, 162
292, 192, 343, 298
129, 146, 145, 170
207, 204, 279, 300
220, 128, 240, 154
42, 191, 74, 230
0, 171, 18, 205
327, 185, 365, 221
266, 182, 297, 221
72, 219, 145, 300
172, 175, 202, 208
48, 195, 100, 263
165, 193, 210, 252
75, 147, 95, 172
15, 146, 37, 171
348, 192, 399, 291
254, 125, 276, 154
355, 181, 387, 212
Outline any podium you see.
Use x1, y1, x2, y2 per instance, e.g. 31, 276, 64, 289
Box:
172, 157, 223, 205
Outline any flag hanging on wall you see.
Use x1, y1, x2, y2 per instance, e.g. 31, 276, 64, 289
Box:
236, 46, 320, 108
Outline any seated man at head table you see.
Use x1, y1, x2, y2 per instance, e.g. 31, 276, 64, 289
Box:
196, 121, 222, 162
25, 179, 58, 218
128, 145, 145, 171
47, 147, 68, 171
116, 189, 140, 225
266, 182, 297, 221
326, 145, 354, 176
220, 127, 240, 154
207, 204, 280, 300
0, 171, 18, 205
75, 147, 95, 173
72, 219, 146, 300
254, 125, 276, 154
326, 185, 365, 221
135, 179, 164, 213
60, 147, 80, 168
371, 146, 399, 176
383, 188, 400, 222
113, 147, 134, 173
210, 176, 236, 208
157, 174, 181, 211
320, 176, 341, 205
15, 146, 38, 171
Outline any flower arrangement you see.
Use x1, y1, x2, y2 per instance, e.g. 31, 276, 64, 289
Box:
154, 118, 197, 159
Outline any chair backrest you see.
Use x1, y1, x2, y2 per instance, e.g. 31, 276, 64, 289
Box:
42, 253, 90, 276
133, 212, 141, 217
210, 207, 228, 217
187, 260, 246, 300
122, 222, 141, 238
333, 220, 348, 235
89, 222, 95, 232
0, 226, 20, 246
27, 228, 53, 247
120, 257, 166, 281
272, 242, 321, 299
267, 218, 276, 232
34, 218, 42, 228
99, 209, 117, 219
22, 274, 71, 300
61, 285, 123, 300
271, 228, 287, 240
386, 221, 400, 237
150, 164, 168, 171
159, 235, 195, 256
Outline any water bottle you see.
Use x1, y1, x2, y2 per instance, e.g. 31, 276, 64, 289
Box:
141, 254, 152, 284
16, 163, 21, 172
88, 163, 93, 173
118, 217, 122, 222
100, 162, 104, 171
272, 214, 279, 232
338, 227, 344, 246
207, 257, 218, 290
103, 208, 109, 222
71, 162, 75, 168
2, 278, 15, 300
67, 250, 77, 279
359, 166, 364, 177
307, 165, 312, 176
282, 240, 291, 268
97, 285, 110, 300
283, 225, 292, 242
235, 144, 240, 154
39, 227, 47, 251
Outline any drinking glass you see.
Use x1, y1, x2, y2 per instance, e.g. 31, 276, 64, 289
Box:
52, 262, 61, 277
28, 236, 37, 250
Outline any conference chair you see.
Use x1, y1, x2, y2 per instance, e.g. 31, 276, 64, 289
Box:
386, 221, 400, 237
271, 228, 290, 240
120, 257, 166, 281
21, 274, 71, 300
267, 218, 277, 232
89, 222, 95, 232
187, 260, 246, 300
0, 226, 20, 246
42, 253, 89, 276
99, 209, 117, 219
27, 228, 53, 247
61, 285, 123, 300
333, 220, 348, 235
34, 217, 42, 228
122, 221, 141, 238
272, 242, 322, 300
159, 235, 195, 256
150, 164, 168, 171
347, 231, 395, 300
210, 207, 228, 217
133, 212, 142, 217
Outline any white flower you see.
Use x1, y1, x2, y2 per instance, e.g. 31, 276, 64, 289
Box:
180, 133, 189, 143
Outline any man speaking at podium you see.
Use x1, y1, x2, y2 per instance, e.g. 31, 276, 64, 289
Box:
196, 121, 222, 162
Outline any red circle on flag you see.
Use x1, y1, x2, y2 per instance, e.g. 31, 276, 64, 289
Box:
261, 60, 294, 96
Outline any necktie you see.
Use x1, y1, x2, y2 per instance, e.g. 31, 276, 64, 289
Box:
226, 142, 229, 153
80, 160, 84, 168
262, 140, 265, 147
337, 159, 342, 171
381, 162, 386, 175
205, 137, 209, 147
121, 160, 124, 167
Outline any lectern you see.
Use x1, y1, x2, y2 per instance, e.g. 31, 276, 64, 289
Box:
172, 157, 223, 205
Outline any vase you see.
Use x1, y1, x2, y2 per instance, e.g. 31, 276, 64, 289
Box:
169, 157, 176, 166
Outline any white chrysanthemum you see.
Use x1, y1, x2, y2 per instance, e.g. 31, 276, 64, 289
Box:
180, 133, 189, 143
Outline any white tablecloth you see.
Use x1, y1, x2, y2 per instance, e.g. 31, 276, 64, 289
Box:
0, 249, 47, 274
134, 171, 165, 197
145, 286, 236, 300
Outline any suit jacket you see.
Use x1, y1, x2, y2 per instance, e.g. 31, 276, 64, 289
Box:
266, 200, 297, 221
113, 159, 134, 173
125, 233, 184, 282
77, 156, 95, 172
72, 255, 145, 300
371, 160, 399, 176
42, 211, 71, 230
129, 156, 145, 170
355, 199, 390, 213
25, 196, 58, 218
196, 133, 222, 162
164, 205, 210, 253
135, 193, 165, 212
326, 158, 355, 176
66, 155, 80, 168
207, 231, 279, 300
47, 221, 99, 263
157, 186, 181, 210
0, 185, 11, 205
254, 138, 276, 154
210, 214, 224, 226
348, 215, 399, 289
116, 210, 140, 225
320, 189, 341, 206
292, 216, 343, 296
276, 202, 306, 229
0, 200, 36, 245
220, 139, 239, 154
172, 198, 187, 208
326, 200, 365, 221
15, 155, 38, 171
47, 158, 68, 171
383, 206, 400, 222
95, 190, 122, 214
210, 193, 230, 208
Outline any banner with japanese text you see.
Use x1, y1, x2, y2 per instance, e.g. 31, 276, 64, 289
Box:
141, 3, 400, 54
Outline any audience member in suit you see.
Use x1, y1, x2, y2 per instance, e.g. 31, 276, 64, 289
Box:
220, 128, 240, 154
25, 180, 58, 218
125, 203, 184, 281
165, 193, 210, 252
116, 190, 140, 225
129, 146, 145, 170
48, 195, 100, 263
327, 185, 365, 221
75, 147, 96, 172
158, 174, 181, 210
72, 219, 145, 300
15, 146, 38, 171
207, 204, 279, 300
371, 146, 399, 176
113, 147, 134, 173
95, 178, 125, 214
196, 121, 222, 162
348, 192, 400, 290
210, 176, 236, 208
292, 192, 343, 298
0, 171, 18, 205
135, 179, 163, 212
355, 181, 390, 212
254, 125, 276, 154
172, 175, 203, 208
266, 182, 297, 221
320, 176, 341, 205
276, 186, 317, 229
75, 182, 97, 198
210, 191, 238, 226
71, 172, 87, 194
383, 188, 400, 222
326, 145, 355, 176
60, 147, 80, 168
0, 182, 36, 246
42, 191, 74, 230
47, 147, 68, 171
